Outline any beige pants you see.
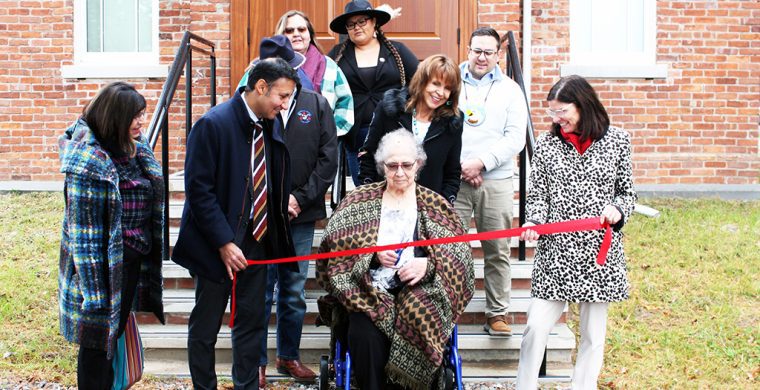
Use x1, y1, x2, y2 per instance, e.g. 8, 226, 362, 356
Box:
516, 298, 610, 390
454, 178, 513, 318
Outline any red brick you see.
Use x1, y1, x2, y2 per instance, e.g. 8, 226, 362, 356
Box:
0, 0, 756, 185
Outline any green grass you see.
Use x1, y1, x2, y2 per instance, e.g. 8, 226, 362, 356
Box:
0, 193, 758, 387
598, 198, 759, 389
0, 192, 76, 384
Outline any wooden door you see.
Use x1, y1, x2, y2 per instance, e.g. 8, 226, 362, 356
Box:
230, 0, 476, 96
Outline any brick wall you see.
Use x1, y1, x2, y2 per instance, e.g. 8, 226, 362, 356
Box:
504, 0, 759, 185
1, 0, 758, 185
0, 0, 232, 181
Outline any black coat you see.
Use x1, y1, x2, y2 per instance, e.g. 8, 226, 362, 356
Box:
328, 40, 418, 146
283, 88, 338, 224
358, 88, 463, 204
172, 90, 296, 283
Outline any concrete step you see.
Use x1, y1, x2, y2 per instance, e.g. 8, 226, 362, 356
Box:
167, 199, 528, 227
138, 286, 566, 327
161, 258, 537, 292
161, 259, 536, 283
167, 174, 524, 197
141, 323, 575, 380
166, 226, 537, 259
143, 360, 573, 383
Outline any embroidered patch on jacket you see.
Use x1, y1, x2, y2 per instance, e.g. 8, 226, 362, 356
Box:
297, 110, 313, 124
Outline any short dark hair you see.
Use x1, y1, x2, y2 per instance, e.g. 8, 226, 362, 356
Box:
469, 27, 502, 49
245, 57, 299, 92
83, 82, 146, 156
547, 75, 609, 141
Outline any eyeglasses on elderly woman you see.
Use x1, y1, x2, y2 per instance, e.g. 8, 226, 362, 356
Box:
384, 161, 416, 172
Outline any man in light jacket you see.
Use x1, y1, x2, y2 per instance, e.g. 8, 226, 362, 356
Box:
455, 27, 528, 337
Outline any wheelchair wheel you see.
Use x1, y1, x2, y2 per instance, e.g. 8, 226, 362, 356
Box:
319, 355, 330, 390
442, 366, 457, 390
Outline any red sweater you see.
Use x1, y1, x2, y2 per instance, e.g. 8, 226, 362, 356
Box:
560, 130, 592, 154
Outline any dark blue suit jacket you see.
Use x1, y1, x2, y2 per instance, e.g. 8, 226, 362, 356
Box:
172, 90, 295, 282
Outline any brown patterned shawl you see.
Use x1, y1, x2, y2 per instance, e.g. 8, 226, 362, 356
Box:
316, 182, 474, 389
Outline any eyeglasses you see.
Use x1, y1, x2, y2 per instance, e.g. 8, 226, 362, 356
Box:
283, 26, 308, 34
546, 105, 572, 119
346, 17, 370, 31
384, 161, 416, 172
468, 48, 498, 59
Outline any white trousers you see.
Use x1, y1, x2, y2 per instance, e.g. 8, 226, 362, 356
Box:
516, 298, 609, 390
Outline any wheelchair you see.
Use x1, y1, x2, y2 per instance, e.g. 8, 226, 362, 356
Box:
318, 325, 464, 390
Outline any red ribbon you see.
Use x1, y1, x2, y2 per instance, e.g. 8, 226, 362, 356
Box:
229, 217, 612, 327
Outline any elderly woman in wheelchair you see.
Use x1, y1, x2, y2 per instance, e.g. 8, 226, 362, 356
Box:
316, 130, 474, 389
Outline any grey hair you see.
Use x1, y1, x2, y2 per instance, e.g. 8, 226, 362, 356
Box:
374, 129, 427, 176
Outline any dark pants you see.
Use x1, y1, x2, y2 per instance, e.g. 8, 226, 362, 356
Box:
345, 125, 369, 187
187, 229, 268, 390
259, 222, 314, 366
77, 246, 143, 390
347, 312, 391, 390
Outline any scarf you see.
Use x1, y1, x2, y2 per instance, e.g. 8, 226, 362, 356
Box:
301, 44, 326, 94
560, 129, 592, 154
316, 182, 474, 389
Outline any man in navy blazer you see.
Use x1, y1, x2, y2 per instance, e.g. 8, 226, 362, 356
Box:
172, 58, 299, 390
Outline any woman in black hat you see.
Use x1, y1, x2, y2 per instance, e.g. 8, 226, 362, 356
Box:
328, 0, 418, 186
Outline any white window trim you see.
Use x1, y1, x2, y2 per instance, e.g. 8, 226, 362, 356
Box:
61, 0, 167, 79
561, 0, 667, 79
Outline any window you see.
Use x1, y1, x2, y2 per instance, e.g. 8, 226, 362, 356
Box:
561, 0, 667, 79
62, 0, 167, 79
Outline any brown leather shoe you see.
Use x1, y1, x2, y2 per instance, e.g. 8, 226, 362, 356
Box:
484, 315, 513, 336
258, 365, 266, 388
275, 357, 317, 381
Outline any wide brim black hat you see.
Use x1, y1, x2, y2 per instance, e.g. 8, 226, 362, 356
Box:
329, 0, 391, 35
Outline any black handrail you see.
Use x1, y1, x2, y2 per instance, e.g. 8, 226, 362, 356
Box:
503, 30, 550, 378
503, 31, 536, 262
145, 31, 216, 259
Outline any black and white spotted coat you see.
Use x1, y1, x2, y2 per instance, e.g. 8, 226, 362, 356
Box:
526, 126, 637, 302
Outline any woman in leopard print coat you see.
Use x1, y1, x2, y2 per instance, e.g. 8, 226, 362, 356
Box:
516, 75, 637, 390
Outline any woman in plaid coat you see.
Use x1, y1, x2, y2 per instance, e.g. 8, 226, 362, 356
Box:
58, 82, 164, 389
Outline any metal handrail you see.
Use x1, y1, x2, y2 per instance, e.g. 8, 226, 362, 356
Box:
145, 31, 216, 258
503, 30, 552, 378
146, 31, 216, 148
504, 31, 537, 262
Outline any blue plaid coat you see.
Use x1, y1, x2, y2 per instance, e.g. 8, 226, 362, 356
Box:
58, 119, 165, 358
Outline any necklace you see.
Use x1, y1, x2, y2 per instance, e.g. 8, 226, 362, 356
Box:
411, 108, 430, 142
462, 80, 495, 127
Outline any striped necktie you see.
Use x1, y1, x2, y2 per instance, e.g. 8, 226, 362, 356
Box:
251, 122, 268, 241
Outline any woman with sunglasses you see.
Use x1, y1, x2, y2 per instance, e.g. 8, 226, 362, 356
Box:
275, 10, 354, 138
517, 75, 637, 389
328, 0, 419, 186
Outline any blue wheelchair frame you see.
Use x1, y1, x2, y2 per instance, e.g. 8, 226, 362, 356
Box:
324, 325, 463, 390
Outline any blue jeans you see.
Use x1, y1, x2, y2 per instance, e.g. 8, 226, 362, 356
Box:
259, 222, 314, 365
345, 125, 369, 187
